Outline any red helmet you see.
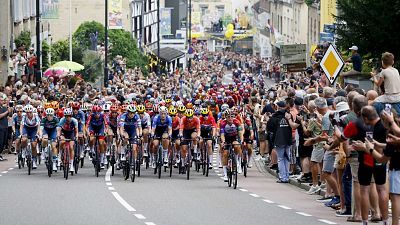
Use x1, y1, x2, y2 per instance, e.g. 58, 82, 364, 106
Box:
91, 105, 102, 112
145, 102, 153, 110
110, 104, 119, 112
57, 108, 64, 118
71, 102, 81, 110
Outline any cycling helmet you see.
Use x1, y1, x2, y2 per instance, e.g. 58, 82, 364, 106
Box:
223, 109, 232, 117
37, 105, 44, 111
145, 102, 153, 110
44, 102, 52, 109
92, 105, 102, 113
177, 105, 186, 113
186, 103, 193, 109
71, 102, 81, 110
194, 99, 202, 106
64, 108, 73, 116
221, 104, 229, 112
153, 104, 159, 113
120, 104, 128, 112
51, 101, 59, 109
32, 108, 38, 114
169, 107, 177, 116
45, 108, 55, 116
136, 105, 146, 113
110, 104, 119, 112
126, 105, 136, 113
159, 106, 168, 113
24, 105, 34, 113
165, 98, 172, 104
185, 109, 194, 117
102, 103, 111, 112
200, 108, 209, 115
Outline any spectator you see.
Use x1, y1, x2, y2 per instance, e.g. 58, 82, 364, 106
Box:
0, 94, 11, 161
342, 46, 362, 76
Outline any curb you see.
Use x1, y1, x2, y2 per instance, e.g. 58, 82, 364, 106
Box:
254, 159, 326, 197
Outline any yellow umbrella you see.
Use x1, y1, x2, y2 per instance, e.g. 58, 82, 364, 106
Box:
51, 61, 84, 72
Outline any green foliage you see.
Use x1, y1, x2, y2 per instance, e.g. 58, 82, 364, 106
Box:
41, 41, 50, 70
82, 50, 103, 82
305, 0, 314, 6
336, 0, 400, 62
73, 21, 105, 49
14, 31, 31, 49
50, 39, 84, 65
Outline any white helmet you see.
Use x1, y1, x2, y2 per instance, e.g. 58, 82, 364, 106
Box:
159, 106, 168, 113
24, 105, 34, 113
221, 104, 229, 112
64, 108, 73, 116
45, 108, 55, 116
102, 103, 111, 111
32, 108, 37, 114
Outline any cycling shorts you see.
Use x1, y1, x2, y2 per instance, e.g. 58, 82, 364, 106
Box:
43, 128, 57, 141
22, 127, 38, 141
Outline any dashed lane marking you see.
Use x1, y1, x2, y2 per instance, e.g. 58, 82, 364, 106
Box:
2, 171, 8, 174
111, 192, 136, 212
277, 205, 291, 210
145, 222, 156, 225
318, 219, 336, 224
249, 193, 260, 198
296, 212, 312, 217
108, 187, 115, 191
106, 182, 112, 186
239, 189, 248, 192
134, 214, 146, 219
217, 173, 223, 176
8, 168, 14, 170
262, 199, 274, 204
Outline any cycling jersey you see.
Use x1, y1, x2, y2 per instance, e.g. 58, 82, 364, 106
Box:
171, 116, 181, 131
41, 117, 60, 140
119, 112, 140, 136
72, 110, 86, 132
243, 117, 253, 140
180, 116, 200, 131
21, 114, 41, 128
12, 114, 23, 137
58, 117, 78, 139
107, 114, 119, 129
152, 114, 172, 137
86, 113, 108, 134
199, 116, 217, 130
220, 119, 242, 137
140, 112, 151, 129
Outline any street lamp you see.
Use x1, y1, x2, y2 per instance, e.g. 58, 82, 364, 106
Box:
35, 0, 41, 84
157, 0, 160, 76
104, 0, 109, 87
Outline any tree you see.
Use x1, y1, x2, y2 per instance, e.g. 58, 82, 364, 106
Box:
50, 39, 84, 65
14, 31, 31, 49
73, 21, 105, 49
42, 42, 50, 70
336, 0, 400, 62
82, 50, 103, 82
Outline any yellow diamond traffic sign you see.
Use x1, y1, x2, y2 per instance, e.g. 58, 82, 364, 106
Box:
320, 44, 344, 85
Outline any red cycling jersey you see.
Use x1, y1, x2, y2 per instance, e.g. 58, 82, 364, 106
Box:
172, 116, 181, 131
199, 115, 217, 129
180, 116, 200, 131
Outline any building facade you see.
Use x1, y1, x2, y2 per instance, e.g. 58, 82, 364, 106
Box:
131, 0, 160, 50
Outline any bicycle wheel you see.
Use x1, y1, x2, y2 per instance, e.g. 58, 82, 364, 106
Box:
232, 158, 238, 189
80, 144, 85, 168
18, 152, 22, 169
243, 158, 247, 178
94, 146, 99, 177
47, 149, 52, 177
27, 157, 31, 175
157, 146, 162, 179
227, 159, 232, 187
186, 152, 190, 180
111, 145, 116, 176
130, 152, 135, 182
137, 145, 142, 177
206, 148, 210, 177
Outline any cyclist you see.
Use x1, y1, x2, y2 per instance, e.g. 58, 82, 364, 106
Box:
71, 102, 86, 159
106, 104, 120, 168
169, 107, 181, 165
177, 105, 186, 119
150, 106, 172, 168
20, 105, 41, 169
242, 113, 254, 168
136, 104, 151, 157
179, 109, 200, 166
39, 108, 59, 171
220, 109, 244, 181
12, 105, 24, 161
57, 108, 79, 172
86, 105, 108, 169
199, 108, 217, 169
118, 105, 142, 164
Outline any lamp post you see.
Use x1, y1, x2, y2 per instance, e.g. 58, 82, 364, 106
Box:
187, 0, 192, 73
69, 0, 72, 61
104, 0, 109, 87
35, 0, 41, 83
157, 0, 160, 76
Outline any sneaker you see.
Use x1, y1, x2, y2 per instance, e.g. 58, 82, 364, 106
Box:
120, 155, 126, 161
32, 160, 37, 169
106, 151, 110, 156
325, 196, 340, 207
151, 161, 156, 169
238, 166, 242, 174
299, 176, 312, 183
57, 160, 61, 168
306, 185, 321, 195
223, 175, 228, 182
317, 196, 333, 203
269, 164, 278, 170
80, 151, 85, 159
0, 155, 4, 161
196, 153, 201, 161
209, 163, 213, 169
69, 164, 74, 172
164, 157, 169, 164
143, 151, 148, 157
247, 163, 252, 168
218, 162, 222, 168
336, 209, 352, 217
100, 163, 105, 169
116, 163, 121, 170
52, 162, 57, 171
40, 153, 45, 161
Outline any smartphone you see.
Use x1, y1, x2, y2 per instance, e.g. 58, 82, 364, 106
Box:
366, 132, 373, 142
9, 101, 14, 107
385, 104, 392, 114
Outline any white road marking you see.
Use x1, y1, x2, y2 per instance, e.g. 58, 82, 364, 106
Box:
111, 192, 136, 212
217, 173, 223, 176
105, 167, 111, 181
212, 160, 217, 163
277, 205, 291, 210
106, 182, 112, 186
8, 168, 14, 171
239, 189, 248, 192
134, 214, 146, 219
145, 222, 156, 225
318, 219, 336, 224
220, 177, 225, 180
0, 174, 2, 177
262, 199, 274, 204
296, 212, 312, 217
214, 170, 220, 173
108, 187, 115, 191
249, 194, 260, 198
15, 164, 18, 167
2, 171, 8, 174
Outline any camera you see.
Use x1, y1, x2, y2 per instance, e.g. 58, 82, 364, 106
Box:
330, 111, 348, 127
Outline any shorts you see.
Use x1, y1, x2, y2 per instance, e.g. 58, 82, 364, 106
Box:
225, 135, 239, 144
358, 164, 387, 186
62, 131, 75, 140
322, 151, 335, 173
22, 127, 38, 141
181, 129, 196, 145
200, 129, 212, 139
89, 126, 105, 136
290, 142, 297, 164
43, 128, 57, 141
78, 123, 83, 133
258, 131, 267, 141
311, 147, 324, 163
349, 157, 359, 182
171, 130, 179, 141
15, 129, 21, 139
389, 170, 400, 194
298, 144, 312, 158
154, 127, 168, 138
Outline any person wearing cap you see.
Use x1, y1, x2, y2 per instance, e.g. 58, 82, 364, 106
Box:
342, 46, 362, 77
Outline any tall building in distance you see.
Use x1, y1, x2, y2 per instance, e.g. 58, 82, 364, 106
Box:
131, 0, 160, 50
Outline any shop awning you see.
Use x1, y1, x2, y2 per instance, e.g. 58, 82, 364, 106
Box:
153, 47, 185, 62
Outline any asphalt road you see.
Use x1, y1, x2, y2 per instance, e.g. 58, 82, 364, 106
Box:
0, 73, 354, 225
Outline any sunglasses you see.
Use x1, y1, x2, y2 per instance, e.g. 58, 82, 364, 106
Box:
17, 111, 23, 113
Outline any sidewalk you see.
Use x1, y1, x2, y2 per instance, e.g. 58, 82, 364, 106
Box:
0, 153, 17, 172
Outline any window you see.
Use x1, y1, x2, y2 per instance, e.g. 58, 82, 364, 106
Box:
30, 0, 36, 17
216, 6, 224, 19
13, 0, 23, 22
23, 0, 30, 19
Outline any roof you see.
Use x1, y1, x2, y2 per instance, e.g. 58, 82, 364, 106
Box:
152, 47, 185, 62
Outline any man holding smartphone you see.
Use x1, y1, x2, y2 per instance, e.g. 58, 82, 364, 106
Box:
0, 94, 12, 161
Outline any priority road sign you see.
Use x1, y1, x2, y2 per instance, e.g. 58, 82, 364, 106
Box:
320, 44, 345, 85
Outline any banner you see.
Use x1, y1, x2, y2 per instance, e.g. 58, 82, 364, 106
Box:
320, 0, 337, 31
191, 12, 202, 33
109, 0, 123, 29
42, 0, 60, 19
160, 8, 172, 35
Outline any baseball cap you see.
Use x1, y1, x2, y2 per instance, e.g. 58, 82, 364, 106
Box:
335, 102, 350, 112
276, 101, 287, 108
349, 46, 358, 51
